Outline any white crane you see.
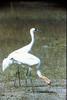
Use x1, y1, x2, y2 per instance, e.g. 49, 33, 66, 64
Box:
2, 28, 51, 87
2, 52, 51, 85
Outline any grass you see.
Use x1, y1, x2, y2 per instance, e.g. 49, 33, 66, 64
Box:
0, 2, 66, 82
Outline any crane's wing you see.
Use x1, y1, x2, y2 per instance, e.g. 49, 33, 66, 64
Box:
8, 52, 40, 66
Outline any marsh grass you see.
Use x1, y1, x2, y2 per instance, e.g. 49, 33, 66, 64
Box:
0, 2, 66, 82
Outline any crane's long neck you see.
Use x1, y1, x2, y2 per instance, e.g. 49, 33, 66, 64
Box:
30, 31, 34, 48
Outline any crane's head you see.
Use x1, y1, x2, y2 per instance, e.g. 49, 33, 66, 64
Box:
30, 28, 38, 33
2, 57, 13, 71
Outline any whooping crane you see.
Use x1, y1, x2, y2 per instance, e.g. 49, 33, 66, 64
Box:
2, 28, 51, 87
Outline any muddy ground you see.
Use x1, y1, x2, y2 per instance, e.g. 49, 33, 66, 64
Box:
0, 79, 66, 100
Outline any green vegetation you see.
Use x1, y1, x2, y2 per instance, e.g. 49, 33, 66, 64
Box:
0, 2, 66, 82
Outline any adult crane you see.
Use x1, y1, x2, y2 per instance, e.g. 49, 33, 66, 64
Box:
2, 28, 51, 87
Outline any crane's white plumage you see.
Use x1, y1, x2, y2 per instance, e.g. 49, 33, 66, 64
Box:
2, 28, 51, 85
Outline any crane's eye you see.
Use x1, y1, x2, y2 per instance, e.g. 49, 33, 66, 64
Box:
35, 28, 38, 32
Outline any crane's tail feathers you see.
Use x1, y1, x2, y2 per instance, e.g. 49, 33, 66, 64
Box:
37, 70, 51, 85
2, 58, 12, 71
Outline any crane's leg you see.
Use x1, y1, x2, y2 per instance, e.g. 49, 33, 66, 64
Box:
36, 62, 51, 85
25, 68, 29, 86
25, 68, 29, 92
14, 68, 18, 87
14, 75, 16, 87
25, 68, 34, 92
14, 66, 21, 87
28, 67, 35, 93
17, 66, 21, 86
29, 70, 34, 93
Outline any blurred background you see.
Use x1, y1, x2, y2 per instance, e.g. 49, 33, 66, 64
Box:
0, 1, 66, 82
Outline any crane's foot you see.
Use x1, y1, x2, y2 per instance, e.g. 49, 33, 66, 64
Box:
47, 80, 51, 85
